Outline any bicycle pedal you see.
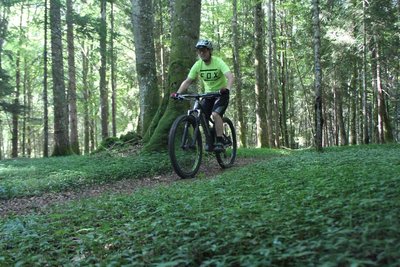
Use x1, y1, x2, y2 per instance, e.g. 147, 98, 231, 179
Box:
205, 144, 214, 152
213, 145, 224, 153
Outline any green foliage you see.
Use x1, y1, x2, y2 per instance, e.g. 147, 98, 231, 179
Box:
0, 68, 15, 112
119, 131, 141, 144
96, 131, 142, 152
0, 145, 399, 266
237, 147, 291, 158
143, 101, 186, 152
0, 151, 169, 199
99, 136, 122, 149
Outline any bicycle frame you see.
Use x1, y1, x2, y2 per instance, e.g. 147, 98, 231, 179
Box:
182, 93, 219, 149
169, 92, 237, 178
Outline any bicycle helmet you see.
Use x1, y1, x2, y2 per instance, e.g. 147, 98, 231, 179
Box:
195, 39, 213, 50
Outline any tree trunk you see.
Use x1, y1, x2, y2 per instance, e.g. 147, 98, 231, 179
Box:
312, 0, 323, 151
350, 62, 358, 145
333, 76, 347, 145
374, 40, 394, 143
110, 2, 117, 137
50, 0, 71, 156
131, 0, 160, 137
268, 0, 280, 148
24, 58, 33, 157
0, 2, 8, 70
99, 0, 109, 140
362, 0, 370, 144
12, 49, 20, 158
88, 44, 96, 152
43, 0, 49, 157
370, 45, 380, 144
154, 0, 169, 97
82, 44, 90, 154
254, 3, 268, 148
280, 16, 289, 147
144, 0, 201, 152
232, 0, 247, 148
66, 0, 79, 154
12, 4, 24, 158
266, 1, 274, 147
323, 99, 330, 146
22, 57, 26, 156
0, 121, 2, 159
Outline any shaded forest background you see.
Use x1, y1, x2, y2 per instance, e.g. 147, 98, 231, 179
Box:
0, 0, 399, 159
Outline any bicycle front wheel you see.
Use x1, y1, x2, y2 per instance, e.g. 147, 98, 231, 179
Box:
216, 117, 237, 168
168, 115, 203, 178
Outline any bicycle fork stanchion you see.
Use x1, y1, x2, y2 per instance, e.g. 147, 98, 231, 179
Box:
180, 121, 189, 150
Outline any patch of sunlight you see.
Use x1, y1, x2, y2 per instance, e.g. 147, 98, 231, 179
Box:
326, 27, 355, 46
0, 164, 37, 180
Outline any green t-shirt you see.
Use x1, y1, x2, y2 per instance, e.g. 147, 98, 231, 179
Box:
188, 56, 231, 93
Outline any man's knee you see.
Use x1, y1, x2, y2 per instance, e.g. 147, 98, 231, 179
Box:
212, 112, 221, 120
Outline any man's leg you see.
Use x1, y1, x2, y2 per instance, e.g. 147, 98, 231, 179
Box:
212, 112, 223, 138
212, 112, 225, 152
212, 93, 229, 152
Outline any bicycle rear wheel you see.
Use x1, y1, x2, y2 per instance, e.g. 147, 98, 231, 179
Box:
216, 117, 237, 168
168, 115, 202, 178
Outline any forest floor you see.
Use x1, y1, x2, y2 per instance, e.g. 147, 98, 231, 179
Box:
0, 157, 260, 217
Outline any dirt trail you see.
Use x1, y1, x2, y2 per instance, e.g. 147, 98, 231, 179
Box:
0, 157, 260, 217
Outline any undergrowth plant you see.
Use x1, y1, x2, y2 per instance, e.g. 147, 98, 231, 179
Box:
0, 152, 171, 199
0, 145, 399, 266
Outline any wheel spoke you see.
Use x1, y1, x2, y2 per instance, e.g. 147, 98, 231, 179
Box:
216, 117, 237, 168
168, 115, 202, 178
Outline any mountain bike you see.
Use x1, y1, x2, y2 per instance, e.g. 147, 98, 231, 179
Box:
168, 92, 237, 179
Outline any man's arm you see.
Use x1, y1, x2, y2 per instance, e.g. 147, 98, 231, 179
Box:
224, 71, 234, 90
177, 78, 194, 94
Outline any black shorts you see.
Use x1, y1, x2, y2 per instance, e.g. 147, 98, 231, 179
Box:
201, 92, 230, 119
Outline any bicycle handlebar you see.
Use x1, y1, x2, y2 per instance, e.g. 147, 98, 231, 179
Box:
173, 92, 221, 100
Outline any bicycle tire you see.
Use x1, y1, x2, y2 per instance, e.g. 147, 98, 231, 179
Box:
215, 117, 237, 168
168, 115, 203, 178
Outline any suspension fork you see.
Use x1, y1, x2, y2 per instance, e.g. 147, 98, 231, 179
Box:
181, 115, 200, 149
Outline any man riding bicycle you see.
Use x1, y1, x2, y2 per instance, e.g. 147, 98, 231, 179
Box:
171, 39, 235, 152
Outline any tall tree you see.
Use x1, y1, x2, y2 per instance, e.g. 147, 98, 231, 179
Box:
66, 0, 79, 154
0, 1, 9, 160
43, 0, 49, 157
268, 0, 280, 148
110, 1, 117, 137
362, 0, 370, 144
23, 56, 33, 157
332, 76, 347, 145
144, 0, 201, 151
0, 0, 7, 70
350, 62, 357, 145
232, 0, 247, 148
0, 0, 13, 158
12, 4, 24, 158
312, 0, 323, 151
254, 2, 268, 148
279, 5, 289, 148
50, 0, 70, 156
82, 44, 90, 154
374, 40, 394, 143
154, 0, 170, 96
99, 0, 109, 139
81, 43, 96, 154
131, 0, 159, 136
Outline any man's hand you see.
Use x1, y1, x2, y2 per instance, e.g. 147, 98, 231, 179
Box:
219, 88, 230, 95
170, 92, 180, 99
